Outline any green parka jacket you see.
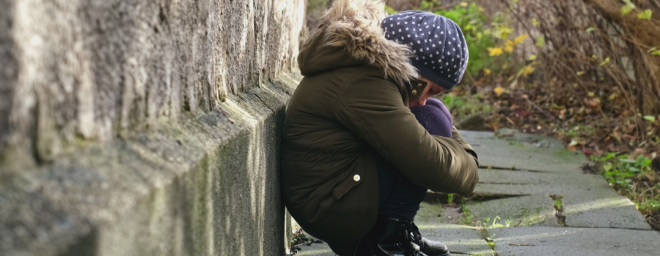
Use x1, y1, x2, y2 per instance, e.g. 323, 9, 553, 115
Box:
281, 1, 479, 255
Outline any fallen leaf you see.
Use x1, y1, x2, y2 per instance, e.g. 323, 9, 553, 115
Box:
494, 86, 504, 96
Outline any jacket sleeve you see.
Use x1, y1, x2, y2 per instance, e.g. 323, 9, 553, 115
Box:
451, 126, 480, 166
334, 75, 479, 195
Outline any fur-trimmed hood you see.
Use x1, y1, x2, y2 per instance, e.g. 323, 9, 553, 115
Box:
298, 0, 417, 86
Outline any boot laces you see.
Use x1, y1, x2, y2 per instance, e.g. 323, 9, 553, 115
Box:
400, 222, 424, 256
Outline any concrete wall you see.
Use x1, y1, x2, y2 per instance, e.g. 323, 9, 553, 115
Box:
0, 0, 305, 255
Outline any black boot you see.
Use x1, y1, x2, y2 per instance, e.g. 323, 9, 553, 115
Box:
371, 216, 425, 256
409, 222, 450, 256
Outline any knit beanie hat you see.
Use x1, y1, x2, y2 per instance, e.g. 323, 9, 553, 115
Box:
381, 11, 469, 90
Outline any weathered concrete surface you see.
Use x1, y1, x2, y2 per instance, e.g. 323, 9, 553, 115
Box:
0, 0, 306, 171
415, 223, 492, 255
562, 191, 652, 230
489, 227, 660, 256
469, 195, 558, 227
476, 168, 607, 186
474, 168, 651, 230
301, 222, 492, 256
459, 131, 589, 172
295, 243, 335, 256
0, 74, 301, 256
0, 0, 306, 255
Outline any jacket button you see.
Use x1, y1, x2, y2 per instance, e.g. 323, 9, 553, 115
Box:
411, 89, 417, 95
417, 83, 423, 87
353, 174, 361, 182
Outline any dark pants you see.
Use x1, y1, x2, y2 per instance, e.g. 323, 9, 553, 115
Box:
376, 98, 453, 220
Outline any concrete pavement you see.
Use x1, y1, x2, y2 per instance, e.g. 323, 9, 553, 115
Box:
296, 130, 660, 256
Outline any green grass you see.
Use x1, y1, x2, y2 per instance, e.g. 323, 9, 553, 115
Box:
459, 198, 473, 225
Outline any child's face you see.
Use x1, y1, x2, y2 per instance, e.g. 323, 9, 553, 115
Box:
408, 76, 446, 107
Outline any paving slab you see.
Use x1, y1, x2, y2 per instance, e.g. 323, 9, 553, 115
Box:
295, 242, 335, 256
416, 202, 462, 224
562, 191, 652, 230
472, 184, 651, 230
299, 223, 492, 256
477, 168, 607, 187
415, 223, 493, 256
459, 130, 589, 172
473, 182, 599, 196
462, 129, 565, 149
488, 227, 660, 256
468, 194, 559, 227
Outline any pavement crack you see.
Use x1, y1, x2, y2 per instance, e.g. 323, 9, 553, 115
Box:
481, 166, 553, 173
424, 192, 525, 204
550, 195, 566, 227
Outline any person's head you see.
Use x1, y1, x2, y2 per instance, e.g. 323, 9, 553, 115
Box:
381, 11, 469, 107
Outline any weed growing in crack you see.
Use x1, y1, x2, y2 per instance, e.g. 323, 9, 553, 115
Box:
550, 195, 566, 226
459, 198, 473, 225
477, 220, 498, 255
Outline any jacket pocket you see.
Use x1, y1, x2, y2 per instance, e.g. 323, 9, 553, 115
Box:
331, 172, 363, 199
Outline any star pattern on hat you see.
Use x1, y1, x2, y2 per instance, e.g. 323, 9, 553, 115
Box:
382, 11, 469, 86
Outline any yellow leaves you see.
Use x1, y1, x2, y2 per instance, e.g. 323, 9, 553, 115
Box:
491, 24, 514, 40
488, 47, 504, 56
494, 86, 504, 96
528, 55, 537, 61
459, 2, 468, 7
532, 18, 540, 27
502, 34, 528, 53
518, 62, 536, 77
599, 57, 610, 66
490, 34, 528, 56
513, 34, 528, 45
484, 69, 492, 75
577, 71, 585, 76
504, 43, 514, 53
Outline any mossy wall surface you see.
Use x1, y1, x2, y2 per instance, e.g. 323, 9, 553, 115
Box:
0, 0, 305, 255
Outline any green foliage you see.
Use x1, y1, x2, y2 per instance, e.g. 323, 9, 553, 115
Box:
621, 0, 636, 16
637, 198, 660, 214
553, 197, 563, 209
597, 153, 653, 190
447, 193, 455, 205
432, 2, 497, 75
443, 94, 467, 110
536, 35, 546, 47
638, 9, 653, 20
384, 5, 397, 15
442, 94, 490, 119
459, 198, 473, 225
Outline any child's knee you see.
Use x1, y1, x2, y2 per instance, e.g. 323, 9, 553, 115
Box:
410, 101, 453, 138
